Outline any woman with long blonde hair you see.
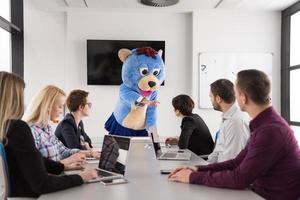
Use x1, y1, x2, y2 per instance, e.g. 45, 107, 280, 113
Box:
0, 71, 97, 197
0, 71, 25, 141
24, 85, 66, 128
23, 85, 99, 163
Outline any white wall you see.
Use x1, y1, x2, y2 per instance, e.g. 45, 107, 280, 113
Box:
24, 1, 281, 141
65, 11, 192, 139
24, 2, 193, 140
192, 10, 281, 136
24, 1, 67, 105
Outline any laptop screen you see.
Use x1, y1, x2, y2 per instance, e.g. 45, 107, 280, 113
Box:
150, 132, 162, 156
98, 135, 130, 175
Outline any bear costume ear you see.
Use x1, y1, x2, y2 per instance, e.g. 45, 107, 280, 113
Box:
118, 49, 132, 62
158, 50, 163, 58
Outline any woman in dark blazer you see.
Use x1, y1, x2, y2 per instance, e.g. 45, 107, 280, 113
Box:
0, 72, 97, 197
165, 95, 214, 156
55, 90, 93, 150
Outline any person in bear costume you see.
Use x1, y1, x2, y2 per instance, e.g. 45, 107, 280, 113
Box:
105, 47, 165, 136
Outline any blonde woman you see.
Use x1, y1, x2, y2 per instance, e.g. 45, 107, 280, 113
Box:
0, 71, 97, 197
23, 85, 99, 165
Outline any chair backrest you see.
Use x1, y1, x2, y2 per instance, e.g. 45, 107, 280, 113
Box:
0, 143, 9, 200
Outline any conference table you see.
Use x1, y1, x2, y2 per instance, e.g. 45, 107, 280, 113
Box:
38, 138, 264, 200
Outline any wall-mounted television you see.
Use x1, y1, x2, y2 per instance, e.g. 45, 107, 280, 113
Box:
87, 40, 165, 85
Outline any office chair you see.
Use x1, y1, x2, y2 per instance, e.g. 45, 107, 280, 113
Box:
0, 143, 9, 200
198, 130, 220, 160
0, 143, 35, 200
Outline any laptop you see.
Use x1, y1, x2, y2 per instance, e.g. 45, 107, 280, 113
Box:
88, 135, 131, 182
150, 132, 191, 161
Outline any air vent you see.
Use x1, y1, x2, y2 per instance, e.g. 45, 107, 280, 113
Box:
140, 0, 179, 7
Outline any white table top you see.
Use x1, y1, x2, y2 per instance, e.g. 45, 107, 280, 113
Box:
38, 139, 263, 200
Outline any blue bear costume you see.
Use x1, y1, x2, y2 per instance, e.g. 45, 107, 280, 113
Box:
105, 47, 165, 136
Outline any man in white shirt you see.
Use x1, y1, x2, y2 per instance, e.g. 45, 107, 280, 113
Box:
207, 79, 250, 163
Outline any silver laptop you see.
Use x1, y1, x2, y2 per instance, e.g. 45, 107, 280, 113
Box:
150, 132, 191, 161
88, 135, 131, 182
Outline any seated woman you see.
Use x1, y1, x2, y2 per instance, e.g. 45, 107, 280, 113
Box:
0, 71, 97, 197
23, 85, 99, 163
55, 89, 93, 150
165, 95, 214, 156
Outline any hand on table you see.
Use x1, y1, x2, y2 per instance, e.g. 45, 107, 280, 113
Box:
64, 161, 85, 171
91, 150, 100, 159
168, 168, 194, 183
79, 169, 98, 182
61, 153, 86, 166
165, 137, 178, 145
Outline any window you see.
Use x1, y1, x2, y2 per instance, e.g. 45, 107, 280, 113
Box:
0, 0, 23, 77
0, 0, 11, 72
0, 28, 11, 72
291, 126, 300, 144
282, 2, 300, 144
0, 0, 10, 21
290, 12, 300, 67
290, 69, 300, 122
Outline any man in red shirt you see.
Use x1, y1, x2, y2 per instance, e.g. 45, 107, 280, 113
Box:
168, 69, 300, 200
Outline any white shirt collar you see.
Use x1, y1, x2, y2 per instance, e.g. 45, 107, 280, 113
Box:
222, 104, 238, 121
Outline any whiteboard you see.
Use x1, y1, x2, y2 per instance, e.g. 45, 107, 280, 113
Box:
198, 52, 273, 109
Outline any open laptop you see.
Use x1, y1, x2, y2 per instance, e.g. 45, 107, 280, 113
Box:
150, 132, 191, 161
88, 135, 131, 182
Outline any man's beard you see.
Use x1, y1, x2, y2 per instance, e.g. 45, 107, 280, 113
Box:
238, 104, 245, 112
212, 102, 221, 111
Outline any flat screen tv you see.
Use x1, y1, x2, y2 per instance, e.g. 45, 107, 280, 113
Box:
87, 40, 165, 85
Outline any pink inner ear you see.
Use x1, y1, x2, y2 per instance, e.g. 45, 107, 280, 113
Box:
140, 90, 152, 97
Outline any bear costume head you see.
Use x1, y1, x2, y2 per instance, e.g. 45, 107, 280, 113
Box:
119, 47, 165, 97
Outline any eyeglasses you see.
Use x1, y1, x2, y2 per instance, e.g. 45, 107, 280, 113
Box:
86, 102, 92, 108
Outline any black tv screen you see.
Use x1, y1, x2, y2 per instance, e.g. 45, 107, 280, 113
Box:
87, 40, 165, 85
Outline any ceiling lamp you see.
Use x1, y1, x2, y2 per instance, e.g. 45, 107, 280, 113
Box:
140, 0, 179, 7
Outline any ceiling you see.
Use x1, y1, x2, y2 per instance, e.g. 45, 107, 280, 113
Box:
32, 0, 299, 12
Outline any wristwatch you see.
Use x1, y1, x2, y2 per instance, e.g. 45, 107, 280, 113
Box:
135, 96, 145, 107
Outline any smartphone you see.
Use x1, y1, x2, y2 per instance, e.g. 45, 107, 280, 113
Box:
160, 169, 172, 174
100, 178, 128, 185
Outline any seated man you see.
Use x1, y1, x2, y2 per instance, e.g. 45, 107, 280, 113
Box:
207, 79, 250, 163
165, 94, 214, 156
169, 69, 300, 200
